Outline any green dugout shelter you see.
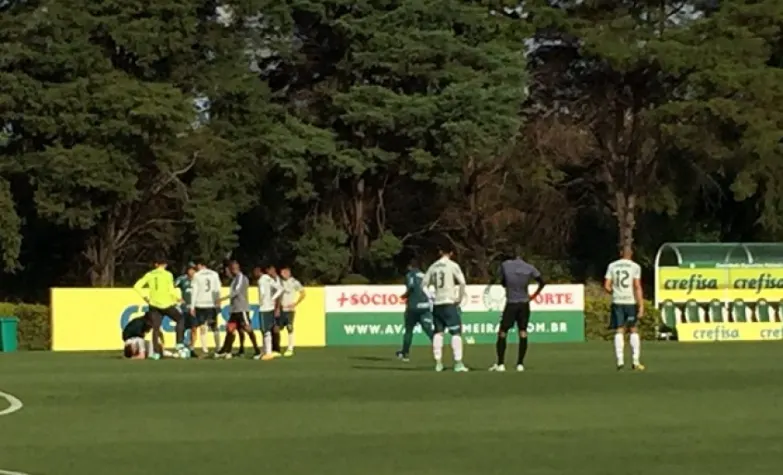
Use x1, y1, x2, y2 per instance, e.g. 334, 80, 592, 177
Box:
654, 242, 783, 332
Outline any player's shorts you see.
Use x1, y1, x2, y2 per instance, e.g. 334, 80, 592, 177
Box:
278, 311, 295, 329
123, 337, 149, 358
194, 308, 219, 329
228, 311, 251, 329
610, 304, 638, 329
499, 302, 531, 333
405, 307, 433, 327
148, 305, 182, 327
432, 304, 462, 335
260, 311, 275, 333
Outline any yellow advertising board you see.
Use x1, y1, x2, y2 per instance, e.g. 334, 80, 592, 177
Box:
657, 267, 783, 302
678, 322, 783, 342
51, 287, 325, 351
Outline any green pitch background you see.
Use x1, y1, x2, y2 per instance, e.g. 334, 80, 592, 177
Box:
1, 343, 782, 475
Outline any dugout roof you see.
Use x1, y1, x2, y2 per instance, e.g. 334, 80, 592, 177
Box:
654, 242, 783, 268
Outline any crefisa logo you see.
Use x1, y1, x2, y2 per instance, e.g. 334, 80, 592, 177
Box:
692, 325, 740, 341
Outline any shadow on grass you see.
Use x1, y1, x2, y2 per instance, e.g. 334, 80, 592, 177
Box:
348, 355, 389, 362
351, 365, 422, 371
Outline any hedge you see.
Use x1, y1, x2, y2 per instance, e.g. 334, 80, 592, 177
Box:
0, 302, 50, 350
582, 283, 658, 341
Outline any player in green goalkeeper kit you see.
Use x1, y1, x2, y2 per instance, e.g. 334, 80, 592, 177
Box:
396, 258, 435, 362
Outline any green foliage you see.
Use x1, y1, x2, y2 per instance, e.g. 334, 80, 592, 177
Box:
2, 0, 783, 298
0, 302, 50, 350
340, 274, 371, 285
294, 216, 352, 284
583, 284, 658, 341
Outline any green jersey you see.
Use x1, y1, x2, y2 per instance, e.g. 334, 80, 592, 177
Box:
133, 267, 179, 308
174, 274, 192, 306
404, 269, 431, 310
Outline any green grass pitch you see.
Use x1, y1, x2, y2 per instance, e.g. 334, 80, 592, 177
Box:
2, 342, 783, 475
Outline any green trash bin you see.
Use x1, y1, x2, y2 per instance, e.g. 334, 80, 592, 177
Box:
0, 317, 19, 352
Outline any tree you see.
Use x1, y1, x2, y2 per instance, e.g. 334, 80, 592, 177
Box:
262, 0, 530, 276
525, 0, 783, 255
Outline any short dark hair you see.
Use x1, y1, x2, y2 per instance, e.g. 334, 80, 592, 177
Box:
409, 257, 420, 268
153, 255, 167, 265
123, 345, 134, 358
195, 257, 208, 266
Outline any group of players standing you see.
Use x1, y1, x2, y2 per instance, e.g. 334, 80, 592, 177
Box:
122, 257, 305, 361
122, 245, 647, 372
394, 246, 646, 372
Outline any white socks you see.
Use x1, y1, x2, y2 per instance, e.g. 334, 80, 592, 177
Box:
614, 332, 625, 365
288, 332, 295, 351
199, 327, 208, 353
264, 332, 272, 354
451, 335, 463, 362
433, 333, 444, 361
630, 332, 641, 364
212, 329, 221, 351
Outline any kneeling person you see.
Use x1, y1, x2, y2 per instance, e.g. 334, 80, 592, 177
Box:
123, 315, 153, 359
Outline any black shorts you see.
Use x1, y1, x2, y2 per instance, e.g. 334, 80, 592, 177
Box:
194, 308, 219, 328
499, 302, 531, 332
228, 312, 252, 328
148, 306, 182, 327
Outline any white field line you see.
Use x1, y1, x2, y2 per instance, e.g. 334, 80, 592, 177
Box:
0, 390, 23, 416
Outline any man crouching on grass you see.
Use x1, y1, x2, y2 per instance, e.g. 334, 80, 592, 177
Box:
123, 314, 153, 359
122, 313, 173, 359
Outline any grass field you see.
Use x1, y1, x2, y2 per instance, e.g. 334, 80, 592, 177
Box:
1, 342, 783, 475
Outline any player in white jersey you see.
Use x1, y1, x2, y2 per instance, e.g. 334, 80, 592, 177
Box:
191, 259, 223, 356
423, 246, 469, 372
278, 265, 305, 357
604, 249, 645, 371
255, 264, 283, 361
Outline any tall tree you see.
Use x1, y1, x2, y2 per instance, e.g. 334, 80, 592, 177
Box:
263, 0, 530, 278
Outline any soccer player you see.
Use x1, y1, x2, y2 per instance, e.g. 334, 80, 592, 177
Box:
217, 260, 262, 359
256, 264, 283, 360
604, 249, 645, 371
175, 262, 196, 353
488, 254, 545, 372
191, 259, 223, 356
424, 246, 469, 372
396, 258, 435, 362
279, 265, 305, 357
122, 314, 153, 359
133, 256, 186, 358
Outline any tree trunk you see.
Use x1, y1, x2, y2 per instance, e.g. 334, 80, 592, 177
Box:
614, 191, 637, 255
86, 229, 117, 287
353, 177, 368, 271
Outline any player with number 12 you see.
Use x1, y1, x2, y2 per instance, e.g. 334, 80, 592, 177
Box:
604, 249, 645, 371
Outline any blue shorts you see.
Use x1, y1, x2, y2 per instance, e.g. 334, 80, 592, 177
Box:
610, 304, 638, 329
260, 312, 275, 333
278, 311, 295, 329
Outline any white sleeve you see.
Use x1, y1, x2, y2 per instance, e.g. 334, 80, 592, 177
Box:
191, 276, 200, 308
454, 264, 466, 285
212, 274, 222, 302
271, 279, 284, 301
604, 264, 612, 280
633, 263, 642, 280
